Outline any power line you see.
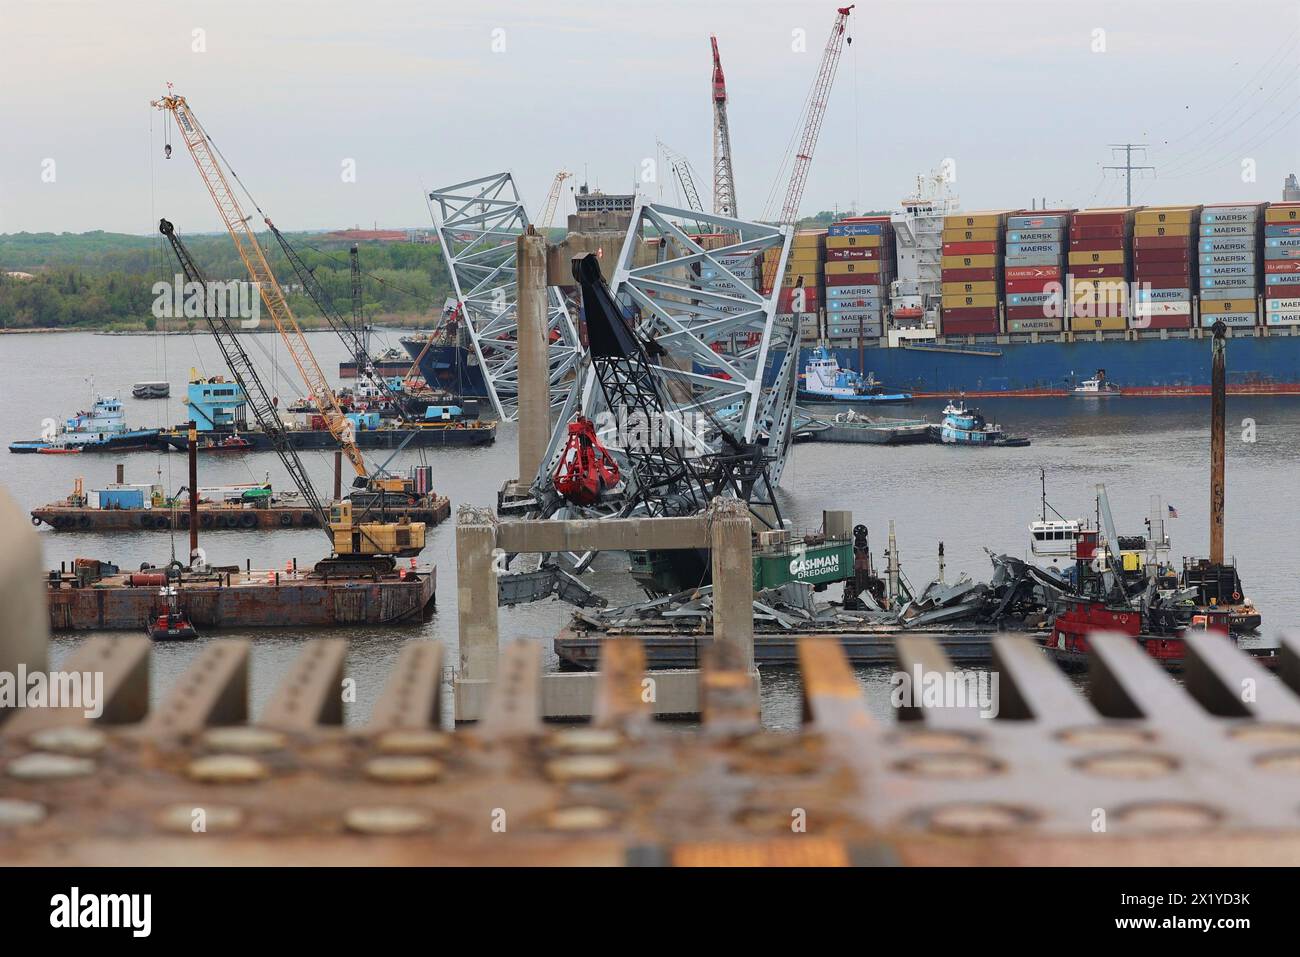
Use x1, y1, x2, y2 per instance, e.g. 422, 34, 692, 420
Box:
1102, 144, 1155, 206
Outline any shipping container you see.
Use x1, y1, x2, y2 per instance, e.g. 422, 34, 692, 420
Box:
1265, 224, 1300, 237
1264, 311, 1300, 325
1199, 237, 1255, 253
1200, 223, 1254, 237
939, 267, 999, 283
1134, 235, 1195, 250
1202, 206, 1261, 222
825, 260, 881, 276
941, 254, 998, 269
1007, 292, 1062, 307
1008, 214, 1070, 230
1007, 315, 1064, 333
1135, 287, 1191, 302
941, 306, 1000, 322
941, 293, 999, 309
824, 247, 880, 261
1070, 263, 1127, 278
1070, 225, 1125, 240
1266, 296, 1300, 311
1135, 223, 1196, 238
825, 273, 885, 287
1200, 312, 1257, 327
1264, 204, 1300, 223
827, 222, 882, 237
824, 283, 881, 298
1069, 249, 1126, 266
1135, 208, 1196, 226
825, 234, 881, 249
1069, 314, 1128, 331
1201, 298, 1256, 314
942, 280, 998, 296
1266, 282, 1300, 298
941, 227, 1001, 243
941, 240, 999, 256
940, 317, 1000, 335
1005, 278, 1062, 294
944, 213, 1009, 229
1004, 265, 1062, 281
1199, 252, 1255, 265
1137, 275, 1193, 290
1134, 260, 1193, 277
1132, 301, 1192, 317
1131, 313, 1191, 330
1135, 247, 1193, 263
1266, 261, 1300, 273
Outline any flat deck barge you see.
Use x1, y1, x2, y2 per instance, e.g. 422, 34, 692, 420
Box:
554, 623, 1041, 669
47, 565, 436, 631
31, 495, 452, 532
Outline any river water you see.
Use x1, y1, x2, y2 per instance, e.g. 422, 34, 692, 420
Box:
3, 330, 1296, 728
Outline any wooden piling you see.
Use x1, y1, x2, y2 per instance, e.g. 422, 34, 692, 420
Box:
1210, 321, 1226, 565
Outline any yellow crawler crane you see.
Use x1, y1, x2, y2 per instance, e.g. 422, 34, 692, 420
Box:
154, 89, 424, 574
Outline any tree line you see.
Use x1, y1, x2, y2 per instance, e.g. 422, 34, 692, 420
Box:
0, 230, 453, 330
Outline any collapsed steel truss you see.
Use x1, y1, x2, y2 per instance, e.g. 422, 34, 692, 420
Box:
429, 172, 582, 420
538, 202, 796, 496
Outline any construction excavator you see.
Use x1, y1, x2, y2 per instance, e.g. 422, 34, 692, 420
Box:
153, 87, 430, 575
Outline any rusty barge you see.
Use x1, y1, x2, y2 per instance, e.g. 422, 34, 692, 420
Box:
46, 558, 435, 631
32, 495, 451, 532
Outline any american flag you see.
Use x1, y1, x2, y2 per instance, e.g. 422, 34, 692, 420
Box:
1168, 504, 1179, 518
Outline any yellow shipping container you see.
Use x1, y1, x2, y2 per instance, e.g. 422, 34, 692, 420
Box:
1134, 223, 1194, 238
941, 281, 997, 296
1135, 208, 1197, 226
1200, 298, 1253, 314
1069, 314, 1128, 331
1266, 204, 1300, 223
941, 293, 999, 309
944, 212, 1008, 229
792, 229, 827, 244
783, 255, 823, 269
825, 234, 881, 249
941, 254, 998, 269
941, 227, 1001, 243
1068, 249, 1126, 266
825, 260, 881, 275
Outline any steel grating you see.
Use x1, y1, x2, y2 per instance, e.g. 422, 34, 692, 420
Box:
429, 172, 582, 420
538, 202, 798, 492
4, 631, 1300, 865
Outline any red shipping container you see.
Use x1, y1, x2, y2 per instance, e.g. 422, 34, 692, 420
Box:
1069, 238, 1125, 252
1004, 278, 1060, 294
1132, 276, 1188, 291
825, 273, 884, 287
940, 267, 999, 282
1133, 247, 1192, 263
941, 317, 1000, 335
825, 247, 879, 261
1070, 264, 1127, 279
1264, 260, 1300, 273
1071, 212, 1129, 226
1134, 235, 1194, 250
1004, 265, 1062, 281
1133, 261, 1192, 278
1006, 304, 1061, 320
1070, 225, 1125, 241
1132, 314, 1191, 330
942, 241, 1000, 256
777, 289, 820, 311
941, 306, 1000, 322
1266, 283, 1300, 299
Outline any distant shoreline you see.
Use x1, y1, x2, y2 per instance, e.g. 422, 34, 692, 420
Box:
0, 317, 435, 336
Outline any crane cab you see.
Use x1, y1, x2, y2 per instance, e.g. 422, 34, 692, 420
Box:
329, 501, 426, 560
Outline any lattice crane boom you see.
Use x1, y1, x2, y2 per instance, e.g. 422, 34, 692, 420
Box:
539, 170, 572, 229
710, 35, 738, 219
657, 141, 705, 215
152, 90, 369, 481
777, 6, 853, 227
761, 5, 854, 290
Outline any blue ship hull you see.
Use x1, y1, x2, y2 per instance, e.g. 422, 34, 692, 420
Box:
791, 332, 1300, 396
401, 338, 489, 399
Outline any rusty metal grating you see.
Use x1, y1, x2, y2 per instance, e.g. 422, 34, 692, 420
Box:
3, 632, 1300, 865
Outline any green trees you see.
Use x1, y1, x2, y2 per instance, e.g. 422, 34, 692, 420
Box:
0, 231, 453, 330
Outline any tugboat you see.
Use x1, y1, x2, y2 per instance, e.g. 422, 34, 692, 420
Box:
9, 395, 162, 454
938, 399, 1030, 447
146, 580, 198, 641
196, 433, 253, 453
1072, 369, 1122, 397
798, 348, 913, 403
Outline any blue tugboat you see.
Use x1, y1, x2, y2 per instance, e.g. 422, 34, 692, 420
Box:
938, 399, 1030, 447
8, 396, 161, 454
797, 348, 912, 404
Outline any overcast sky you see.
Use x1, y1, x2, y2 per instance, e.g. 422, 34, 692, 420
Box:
1, 0, 1297, 235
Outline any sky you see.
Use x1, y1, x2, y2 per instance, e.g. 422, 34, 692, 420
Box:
1, 0, 1298, 235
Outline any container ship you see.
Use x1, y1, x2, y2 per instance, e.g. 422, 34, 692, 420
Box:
781, 180, 1300, 397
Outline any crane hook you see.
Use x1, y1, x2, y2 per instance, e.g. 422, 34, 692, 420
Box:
164, 143, 172, 160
